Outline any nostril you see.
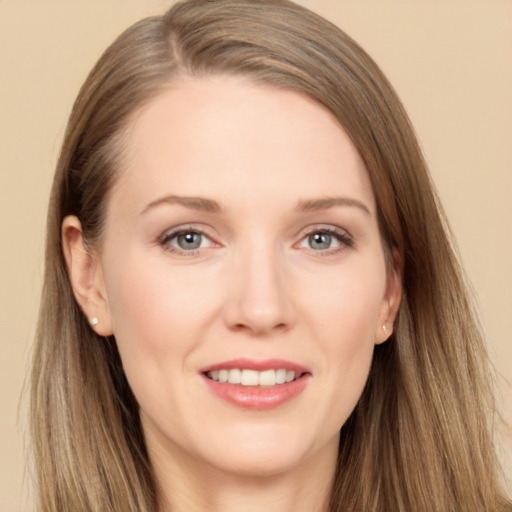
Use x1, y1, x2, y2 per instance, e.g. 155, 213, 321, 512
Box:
221, 278, 296, 335
230, 321, 290, 335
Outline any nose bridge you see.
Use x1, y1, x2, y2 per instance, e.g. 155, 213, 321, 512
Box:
224, 235, 295, 334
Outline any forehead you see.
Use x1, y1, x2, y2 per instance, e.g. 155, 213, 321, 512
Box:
112, 75, 375, 215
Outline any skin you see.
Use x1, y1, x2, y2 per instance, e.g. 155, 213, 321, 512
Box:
63, 76, 401, 512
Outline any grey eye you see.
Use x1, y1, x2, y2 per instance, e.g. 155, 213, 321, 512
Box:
176, 232, 203, 250
308, 232, 333, 250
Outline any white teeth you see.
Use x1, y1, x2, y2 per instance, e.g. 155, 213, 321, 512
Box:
206, 368, 301, 386
276, 368, 287, 384
258, 369, 275, 386
241, 369, 259, 386
227, 368, 241, 384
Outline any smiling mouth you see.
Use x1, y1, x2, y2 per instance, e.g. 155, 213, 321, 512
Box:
201, 361, 310, 409
204, 368, 304, 387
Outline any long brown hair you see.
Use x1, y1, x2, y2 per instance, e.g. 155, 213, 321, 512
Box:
30, 1, 510, 510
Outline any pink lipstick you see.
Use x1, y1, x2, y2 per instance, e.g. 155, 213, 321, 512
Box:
200, 359, 310, 410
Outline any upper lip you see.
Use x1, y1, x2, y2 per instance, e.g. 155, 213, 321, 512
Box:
199, 358, 310, 374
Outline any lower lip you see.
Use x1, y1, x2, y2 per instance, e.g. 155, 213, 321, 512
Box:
202, 374, 310, 410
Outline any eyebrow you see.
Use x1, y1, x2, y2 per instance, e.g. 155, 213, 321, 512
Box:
297, 197, 371, 216
141, 194, 371, 216
141, 195, 222, 215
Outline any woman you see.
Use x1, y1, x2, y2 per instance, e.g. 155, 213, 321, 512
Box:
30, 0, 510, 510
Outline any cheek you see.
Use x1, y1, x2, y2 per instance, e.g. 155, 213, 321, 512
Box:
306, 260, 386, 418
102, 255, 214, 416
311, 259, 386, 347
102, 252, 225, 397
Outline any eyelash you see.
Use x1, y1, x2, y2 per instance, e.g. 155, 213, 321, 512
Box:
297, 226, 354, 256
158, 225, 354, 256
158, 225, 216, 256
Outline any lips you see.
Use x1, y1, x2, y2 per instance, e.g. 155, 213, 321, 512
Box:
200, 359, 310, 410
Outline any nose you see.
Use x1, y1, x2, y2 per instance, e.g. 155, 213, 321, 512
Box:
222, 243, 296, 336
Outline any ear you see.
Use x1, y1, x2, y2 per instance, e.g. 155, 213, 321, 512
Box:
375, 249, 402, 345
62, 215, 113, 336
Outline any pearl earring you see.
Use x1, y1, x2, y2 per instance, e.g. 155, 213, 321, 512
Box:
90, 317, 99, 327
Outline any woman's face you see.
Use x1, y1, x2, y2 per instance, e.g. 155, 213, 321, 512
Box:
88, 76, 400, 478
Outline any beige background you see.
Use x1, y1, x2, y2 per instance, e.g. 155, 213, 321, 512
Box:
1, 0, 510, 509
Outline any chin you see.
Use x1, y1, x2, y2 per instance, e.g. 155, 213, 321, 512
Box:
206, 449, 307, 478
196, 424, 336, 478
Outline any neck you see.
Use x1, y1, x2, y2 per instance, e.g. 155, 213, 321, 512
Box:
152, 438, 338, 512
